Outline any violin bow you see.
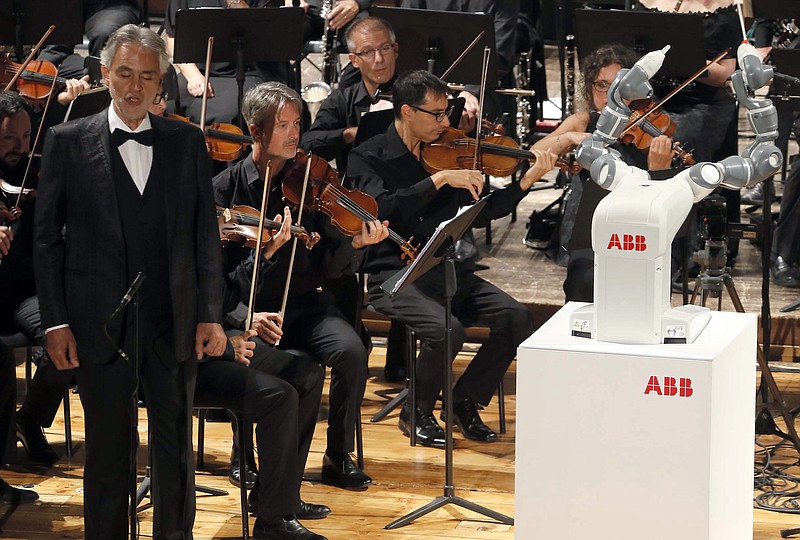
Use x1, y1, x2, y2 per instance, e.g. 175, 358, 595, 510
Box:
199, 37, 214, 134
14, 64, 60, 209
439, 30, 485, 82
275, 152, 313, 345
472, 47, 491, 171
4, 25, 55, 92
618, 50, 728, 139
246, 160, 272, 332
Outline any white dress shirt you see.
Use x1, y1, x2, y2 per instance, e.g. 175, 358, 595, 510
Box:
108, 105, 153, 195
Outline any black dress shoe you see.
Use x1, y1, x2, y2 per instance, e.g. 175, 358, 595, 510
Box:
320, 452, 371, 491
399, 403, 446, 449
0, 478, 38, 505
383, 364, 406, 383
741, 182, 764, 206
772, 256, 800, 288
229, 448, 258, 489
296, 500, 331, 520
443, 398, 497, 443
16, 415, 58, 464
252, 517, 327, 539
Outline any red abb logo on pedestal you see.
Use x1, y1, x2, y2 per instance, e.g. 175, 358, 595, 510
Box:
644, 376, 693, 397
607, 233, 647, 251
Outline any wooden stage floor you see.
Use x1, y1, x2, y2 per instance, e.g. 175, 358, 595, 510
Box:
4, 348, 800, 538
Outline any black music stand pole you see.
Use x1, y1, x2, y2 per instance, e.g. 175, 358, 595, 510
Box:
381, 196, 513, 530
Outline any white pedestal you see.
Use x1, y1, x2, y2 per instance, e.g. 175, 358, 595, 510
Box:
515, 302, 756, 540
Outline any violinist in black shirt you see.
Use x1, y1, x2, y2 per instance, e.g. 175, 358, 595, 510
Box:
213, 81, 388, 491
348, 70, 556, 448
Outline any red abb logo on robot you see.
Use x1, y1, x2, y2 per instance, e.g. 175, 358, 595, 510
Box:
644, 376, 694, 397
606, 233, 647, 251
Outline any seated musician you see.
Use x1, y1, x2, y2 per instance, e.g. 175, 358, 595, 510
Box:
0, 90, 39, 504
347, 70, 556, 448
301, 16, 479, 382
164, 0, 291, 126
197, 219, 329, 540
533, 44, 674, 303
213, 81, 388, 491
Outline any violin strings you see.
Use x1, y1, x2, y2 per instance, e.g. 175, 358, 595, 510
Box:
322, 184, 412, 249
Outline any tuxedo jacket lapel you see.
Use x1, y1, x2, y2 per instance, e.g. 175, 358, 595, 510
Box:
83, 111, 124, 244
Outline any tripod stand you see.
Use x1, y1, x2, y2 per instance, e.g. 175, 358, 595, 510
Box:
689, 237, 800, 455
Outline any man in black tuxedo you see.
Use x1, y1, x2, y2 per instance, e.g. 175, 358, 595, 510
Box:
35, 25, 227, 539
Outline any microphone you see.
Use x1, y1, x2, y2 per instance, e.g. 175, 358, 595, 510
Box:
109, 272, 146, 320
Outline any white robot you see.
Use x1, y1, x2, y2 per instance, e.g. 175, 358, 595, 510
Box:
570, 43, 783, 345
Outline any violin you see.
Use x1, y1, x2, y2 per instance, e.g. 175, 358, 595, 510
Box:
620, 99, 695, 165
281, 151, 418, 262
217, 205, 320, 250
169, 114, 253, 162
1, 53, 97, 102
421, 126, 582, 177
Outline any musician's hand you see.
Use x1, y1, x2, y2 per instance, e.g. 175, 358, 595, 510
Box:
0, 226, 12, 259
250, 312, 283, 345
187, 74, 214, 98
229, 329, 257, 366
263, 206, 293, 260
57, 75, 91, 106
520, 149, 558, 190
648, 135, 675, 170
328, 0, 360, 29
352, 219, 389, 249
45, 327, 79, 370
457, 91, 479, 132
432, 169, 484, 201
342, 126, 358, 144
195, 322, 226, 359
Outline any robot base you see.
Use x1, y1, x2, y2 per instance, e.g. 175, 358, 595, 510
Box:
570, 303, 712, 344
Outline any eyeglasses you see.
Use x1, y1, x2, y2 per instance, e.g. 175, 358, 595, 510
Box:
409, 104, 453, 122
352, 43, 396, 60
592, 81, 612, 93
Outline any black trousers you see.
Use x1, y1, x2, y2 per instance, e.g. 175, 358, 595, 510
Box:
221, 329, 324, 482
177, 73, 265, 127
76, 320, 195, 540
0, 340, 15, 465
194, 352, 307, 521
278, 292, 368, 455
772, 111, 800, 264
368, 266, 533, 414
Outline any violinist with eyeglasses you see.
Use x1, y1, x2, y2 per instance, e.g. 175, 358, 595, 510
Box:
213, 81, 388, 497
347, 70, 556, 448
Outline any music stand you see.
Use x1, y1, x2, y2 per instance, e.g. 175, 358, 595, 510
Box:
0, 0, 83, 61
63, 87, 111, 122
574, 9, 707, 79
173, 7, 304, 126
370, 7, 497, 89
750, 0, 800, 19
380, 195, 513, 530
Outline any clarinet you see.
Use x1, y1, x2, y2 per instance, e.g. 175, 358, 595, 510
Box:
565, 34, 576, 118
320, 0, 338, 84
515, 52, 531, 149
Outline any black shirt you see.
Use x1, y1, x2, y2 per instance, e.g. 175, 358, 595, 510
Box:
301, 79, 394, 172
347, 122, 526, 274
213, 154, 361, 327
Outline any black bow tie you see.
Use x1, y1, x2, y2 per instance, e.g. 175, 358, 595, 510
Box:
111, 128, 154, 147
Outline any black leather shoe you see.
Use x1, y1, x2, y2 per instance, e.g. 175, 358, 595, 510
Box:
383, 365, 406, 383
0, 478, 38, 505
320, 452, 371, 491
399, 403, 446, 449
252, 517, 327, 539
16, 415, 58, 464
443, 398, 498, 443
772, 256, 800, 288
741, 182, 764, 206
296, 500, 331, 520
229, 448, 258, 489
